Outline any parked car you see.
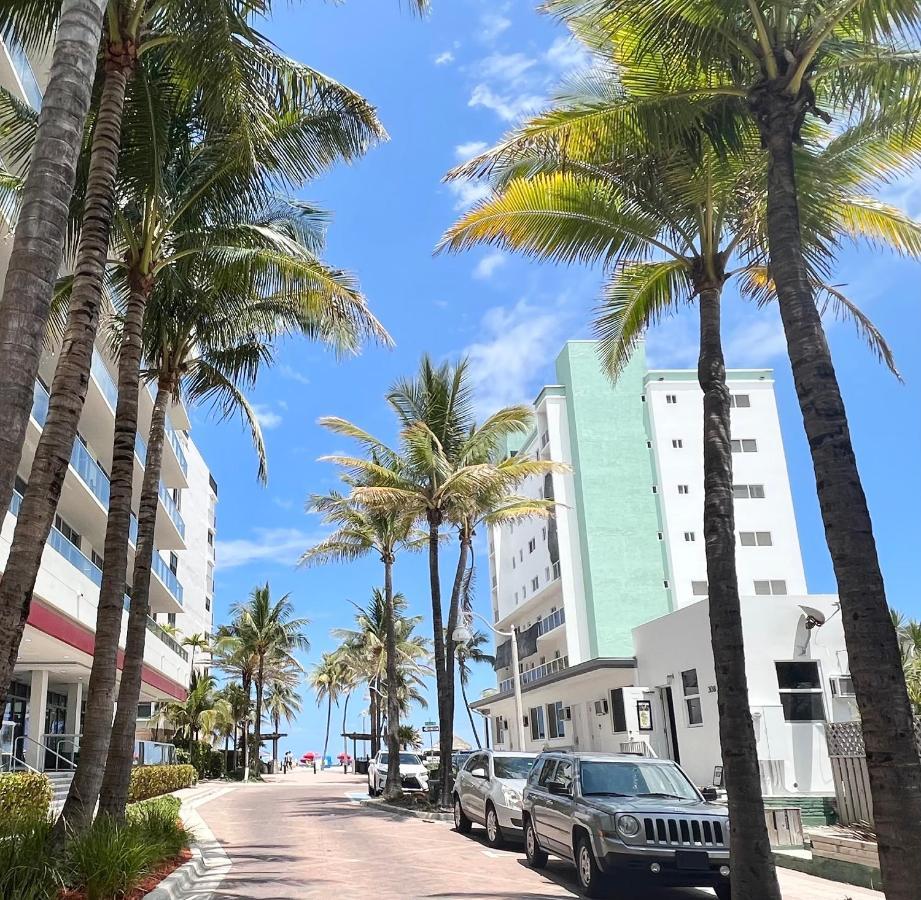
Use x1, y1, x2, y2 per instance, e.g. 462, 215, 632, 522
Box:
421, 748, 441, 771
450, 750, 473, 774
453, 750, 536, 848
522, 751, 731, 899
367, 750, 429, 796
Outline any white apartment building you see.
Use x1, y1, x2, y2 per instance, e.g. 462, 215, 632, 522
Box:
0, 30, 215, 771
472, 341, 853, 801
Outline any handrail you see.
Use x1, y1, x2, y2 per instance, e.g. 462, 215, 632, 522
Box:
14, 734, 77, 772
0, 749, 40, 774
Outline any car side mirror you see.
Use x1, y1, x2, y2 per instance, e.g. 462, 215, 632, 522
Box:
471, 767, 487, 779
701, 787, 718, 802
548, 781, 571, 797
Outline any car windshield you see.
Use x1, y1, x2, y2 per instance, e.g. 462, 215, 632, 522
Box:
379, 753, 423, 766
493, 756, 535, 780
580, 761, 699, 801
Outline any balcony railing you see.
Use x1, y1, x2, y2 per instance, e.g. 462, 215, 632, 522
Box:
152, 552, 183, 605
158, 483, 185, 539
1, 29, 43, 110
164, 417, 188, 475
538, 607, 565, 636
146, 618, 188, 660
498, 655, 570, 694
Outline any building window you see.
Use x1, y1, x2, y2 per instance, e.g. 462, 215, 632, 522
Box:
545, 566, 551, 581
691, 581, 709, 596
531, 576, 539, 592
54, 514, 81, 550
547, 701, 565, 739
682, 669, 703, 726
731, 438, 758, 453
663, 580, 670, 589
514, 591, 519, 605
168, 552, 179, 575
776, 661, 826, 722
207, 530, 214, 547
494, 716, 506, 744
646, 440, 652, 448
730, 394, 751, 408
739, 531, 773, 547
652, 485, 658, 494
733, 484, 766, 499
657, 531, 663, 540
91, 549, 104, 569
167, 613, 176, 626
677, 484, 689, 495
206, 596, 212, 612
512, 556, 516, 570
684, 532, 695, 542
529, 706, 546, 741
519, 549, 523, 562
528, 538, 536, 553
541, 527, 547, 541
666, 394, 677, 404
754, 580, 788, 596
672, 439, 683, 449
521, 584, 526, 599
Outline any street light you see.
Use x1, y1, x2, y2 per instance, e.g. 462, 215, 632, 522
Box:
452, 611, 527, 751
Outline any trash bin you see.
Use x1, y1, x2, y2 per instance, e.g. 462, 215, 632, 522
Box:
355, 757, 369, 776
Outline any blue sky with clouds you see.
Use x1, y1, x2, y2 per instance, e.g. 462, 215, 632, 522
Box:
187, 0, 921, 758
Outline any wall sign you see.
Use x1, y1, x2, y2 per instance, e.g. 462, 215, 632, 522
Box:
636, 700, 653, 731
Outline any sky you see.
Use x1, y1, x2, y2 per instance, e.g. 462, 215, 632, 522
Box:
187, 0, 921, 759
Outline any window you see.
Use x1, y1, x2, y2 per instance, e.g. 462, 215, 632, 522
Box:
541, 527, 547, 541
610, 688, 627, 733
545, 566, 551, 581
657, 532, 663, 541
740, 531, 773, 547
691, 581, 709, 596
537, 759, 558, 786
672, 439, 683, 449
54, 514, 81, 550
554, 759, 573, 791
682, 668, 703, 726
731, 439, 758, 453
666, 394, 677, 404
730, 394, 751, 408
207, 562, 214, 594
91, 550, 104, 569
733, 484, 766, 499
531, 577, 539, 592
514, 591, 519, 605
677, 484, 689, 495
652, 485, 658, 494
529, 706, 546, 741
207, 530, 214, 547
754, 580, 788, 596
528, 538, 536, 553
547, 701, 565, 739
167, 613, 176, 626
512, 556, 516, 570
663, 579, 670, 589
646, 440, 652, 449
776, 661, 826, 722
684, 531, 696, 542
464, 753, 485, 773
521, 584, 527, 599
519, 549, 523, 562
494, 716, 506, 744
205, 596, 211, 612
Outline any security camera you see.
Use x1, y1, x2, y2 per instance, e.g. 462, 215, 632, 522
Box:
799, 605, 827, 629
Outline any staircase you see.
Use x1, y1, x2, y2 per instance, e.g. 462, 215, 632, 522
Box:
47, 771, 75, 814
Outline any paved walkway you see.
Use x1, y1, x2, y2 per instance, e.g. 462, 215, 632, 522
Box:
194, 770, 883, 900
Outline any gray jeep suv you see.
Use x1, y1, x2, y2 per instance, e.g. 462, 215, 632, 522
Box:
522, 751, 731, 898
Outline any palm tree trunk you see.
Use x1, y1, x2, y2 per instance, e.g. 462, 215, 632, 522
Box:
322, 694, 332, 765
190, 646, 197, 686
98, 378, 171, 819
383, 556, 403, 800
232, 724, 238, 773
369, 688, 379, 758
242, 675, 251, 782
762, 99, 921, 899
254, 655, 266, 776
460, 674, 481, 749
0, 0, 105, 521
438, 533, 470, 807
698, 284, 782, 900
56, 276, 151, 836
342, 691, 351, 762
427, 514, 453, 806
273, 712, 280, 767
0, 40, 136, 705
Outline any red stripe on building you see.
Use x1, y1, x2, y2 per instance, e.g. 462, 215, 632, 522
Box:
26, 600, 187, 700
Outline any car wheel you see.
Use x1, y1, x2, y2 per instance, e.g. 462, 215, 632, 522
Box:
453, 795, 472, 834
524, 818, 548, 869
715, 886, 732, 900
576, 834, 609, 898
485, 803, 505, 848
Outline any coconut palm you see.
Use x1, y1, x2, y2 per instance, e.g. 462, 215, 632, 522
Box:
0, 0, 106, 519
303, 486, 425, 798
397, 724, 422, 751
456, 628, 494, 750
264, 682, 303, 767
163, 673, 228, 747
182, 633, 211, 684
310, 652, 347, 767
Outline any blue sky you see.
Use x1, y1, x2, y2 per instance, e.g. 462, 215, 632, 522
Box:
187, 0, 921, 758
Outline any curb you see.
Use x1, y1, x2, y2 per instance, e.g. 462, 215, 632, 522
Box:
143, 789, 233, 899
355, 797, 453, 823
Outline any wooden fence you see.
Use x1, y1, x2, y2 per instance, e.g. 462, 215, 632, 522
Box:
825, 719, 921, 826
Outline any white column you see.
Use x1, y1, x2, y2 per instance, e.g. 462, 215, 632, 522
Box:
65, 681, 83, 736
25, 669, 49, 771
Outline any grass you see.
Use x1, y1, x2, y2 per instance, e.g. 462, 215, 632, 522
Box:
0, 818, 62, 900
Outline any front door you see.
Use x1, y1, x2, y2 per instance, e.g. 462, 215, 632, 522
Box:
657, 687, 681, 763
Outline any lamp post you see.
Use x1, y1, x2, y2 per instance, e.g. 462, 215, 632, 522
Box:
453, 611, 527, 751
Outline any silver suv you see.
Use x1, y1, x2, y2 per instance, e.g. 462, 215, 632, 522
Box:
522, 751, 731, 899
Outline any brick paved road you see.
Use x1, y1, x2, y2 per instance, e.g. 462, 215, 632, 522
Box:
195, 771, 882, 900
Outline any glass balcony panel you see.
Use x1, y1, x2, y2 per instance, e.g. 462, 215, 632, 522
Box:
47, 527, 102, 588
151, 552, 183, 605
69, 439, 110, 509
158, 483, 185, 539
90, 351, 118, 410
164, 417, 188, 475
31, 381, 49, 427
1, 30, 43, 110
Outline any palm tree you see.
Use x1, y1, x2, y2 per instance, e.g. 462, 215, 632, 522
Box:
397, 724, 422, 751
211, 629, 258, 776
303, 485, 425, 799
215, 681, 251, 774
310, 653, 346, 768
163, 673, 229, 748
0, 0, 106, 518
264, 682, 303, 767
232, 584, 309, 777
456, 629, 494, 749
183, 633, 211, 685
531, 5, 921, 895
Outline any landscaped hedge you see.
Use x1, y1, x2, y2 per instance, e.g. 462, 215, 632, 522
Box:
128, 764, 198, 802
0, 772, 52, 821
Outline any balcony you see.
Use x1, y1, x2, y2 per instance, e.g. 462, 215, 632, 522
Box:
499, 655, 570, 693
1, 29, 43, 110
158, 483, 185, 541
537, 607, 565, 636
152, 553, 183, 607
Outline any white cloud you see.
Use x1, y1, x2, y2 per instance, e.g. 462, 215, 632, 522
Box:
475, 52, 536, 85
455, 140, 488, 160
279, 364, 310, 386
434, 50, 455, 66
545, 36, 592, 72
469, 84, 544, 122
272, 496, 295, 510
474, 251, 507, 280
447, 178, 491, 211
725, 315, 788, 366
252, 403, 283, 430
463, 298, 567, 414
479, 11, 511, 43
216, 527, 316, 570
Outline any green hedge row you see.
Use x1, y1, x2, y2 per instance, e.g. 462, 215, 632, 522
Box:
128, 764, 198, 803
0, 772, 52, 821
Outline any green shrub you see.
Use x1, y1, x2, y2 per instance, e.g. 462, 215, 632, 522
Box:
127, 796, 193, 859
0, 772, 52, 823
207, 749, 226, 779
0, 818, 60, 900
128, 794, 182, 822
127, 763, 197, 802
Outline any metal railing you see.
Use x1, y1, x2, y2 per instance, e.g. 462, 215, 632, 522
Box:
146, 617, 188, 660
499, 655, 570, 693
12, 734, 77, 773
538, 607, 565, 636
158, 483, 186, 539
152, 552, 184, 605
43, 733, 80, 770
164, 417, 188, 475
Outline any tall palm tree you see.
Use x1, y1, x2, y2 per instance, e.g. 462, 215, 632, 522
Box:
456, 628, 494, 750
532, 5, 921, 895
303, 486, 424, 798
309, 652, 345, 767
211, 629, 258, 776
232, 584, 309, 776
0, 0, 106, 518
163, 672, 229, 747
264, 681, 303, 767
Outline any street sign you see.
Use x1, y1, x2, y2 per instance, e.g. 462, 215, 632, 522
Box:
422, 725, 439, 733
424, 720, 436, 726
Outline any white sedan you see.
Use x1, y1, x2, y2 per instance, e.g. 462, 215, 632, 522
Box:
367, 750, 430, 796
453, 750, 537, 848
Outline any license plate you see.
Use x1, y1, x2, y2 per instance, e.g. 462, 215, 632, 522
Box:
675, 850, 709, 870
